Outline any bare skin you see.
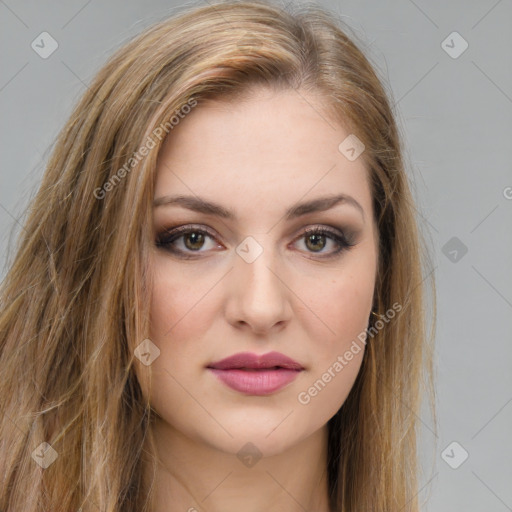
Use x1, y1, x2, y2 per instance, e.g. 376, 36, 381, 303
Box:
136, 86, 379, 512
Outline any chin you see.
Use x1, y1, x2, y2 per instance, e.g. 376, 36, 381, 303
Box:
186, 407, 326, 458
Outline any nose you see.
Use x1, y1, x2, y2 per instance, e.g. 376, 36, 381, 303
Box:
224, 238, 292, 335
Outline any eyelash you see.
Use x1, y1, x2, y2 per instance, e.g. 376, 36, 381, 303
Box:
155, 224, 356, 260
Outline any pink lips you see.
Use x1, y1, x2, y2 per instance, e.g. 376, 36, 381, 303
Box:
206, 351, 304, 396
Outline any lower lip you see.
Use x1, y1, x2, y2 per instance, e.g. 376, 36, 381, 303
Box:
207, 368, 302, 395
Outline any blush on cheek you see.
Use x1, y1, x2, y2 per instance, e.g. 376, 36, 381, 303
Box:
149, 278, 196, 339
313, 286, 372, 342
306, 285, 372, 381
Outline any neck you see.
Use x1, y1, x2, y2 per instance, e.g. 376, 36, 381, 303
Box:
144, 418, 331, 512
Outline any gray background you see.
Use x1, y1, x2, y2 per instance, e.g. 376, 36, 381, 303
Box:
1, 0, 511, 510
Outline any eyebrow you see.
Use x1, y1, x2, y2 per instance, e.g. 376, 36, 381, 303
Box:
153, 193, 365, 222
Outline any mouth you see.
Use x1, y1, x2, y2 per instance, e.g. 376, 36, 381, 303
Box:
206, 351, 304, 395
218, 366, 287, 371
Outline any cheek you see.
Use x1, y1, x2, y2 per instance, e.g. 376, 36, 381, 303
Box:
301, 259, 375, 351
137, 266, 213, 419
150, 281, 192, 340
294, 251, 375, 409
149, 258, 215, 342
303, 277, 370, 384
293, 275, 371, 429
139, 261, 215, 397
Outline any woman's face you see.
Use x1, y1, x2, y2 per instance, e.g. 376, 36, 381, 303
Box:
140, 87, 379, 457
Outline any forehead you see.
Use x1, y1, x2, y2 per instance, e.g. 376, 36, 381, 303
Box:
154, 88, 373, 223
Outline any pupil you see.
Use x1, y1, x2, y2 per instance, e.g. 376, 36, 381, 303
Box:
185, 232, 204, 250
306, 234, 325, 252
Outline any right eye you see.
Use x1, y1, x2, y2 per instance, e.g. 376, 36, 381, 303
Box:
156, 225, 224, 258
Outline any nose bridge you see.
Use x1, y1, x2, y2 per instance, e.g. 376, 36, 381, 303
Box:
236, 233, 281, 295
227, 233, 291, 331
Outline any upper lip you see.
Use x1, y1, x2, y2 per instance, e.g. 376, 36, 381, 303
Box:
207, 351, 304, 370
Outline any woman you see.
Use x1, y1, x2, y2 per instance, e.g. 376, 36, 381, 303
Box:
0, 0, 436, 510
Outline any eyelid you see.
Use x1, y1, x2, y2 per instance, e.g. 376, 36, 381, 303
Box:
156, 224, 224, 249
155, 222, 358, 259
292, 225, 357, 254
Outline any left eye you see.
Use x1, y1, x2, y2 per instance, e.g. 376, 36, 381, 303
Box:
156, 225, 355, 259
297, 227, 351, 256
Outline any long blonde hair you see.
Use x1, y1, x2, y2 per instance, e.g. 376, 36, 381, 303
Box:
0, 1, 436, 510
